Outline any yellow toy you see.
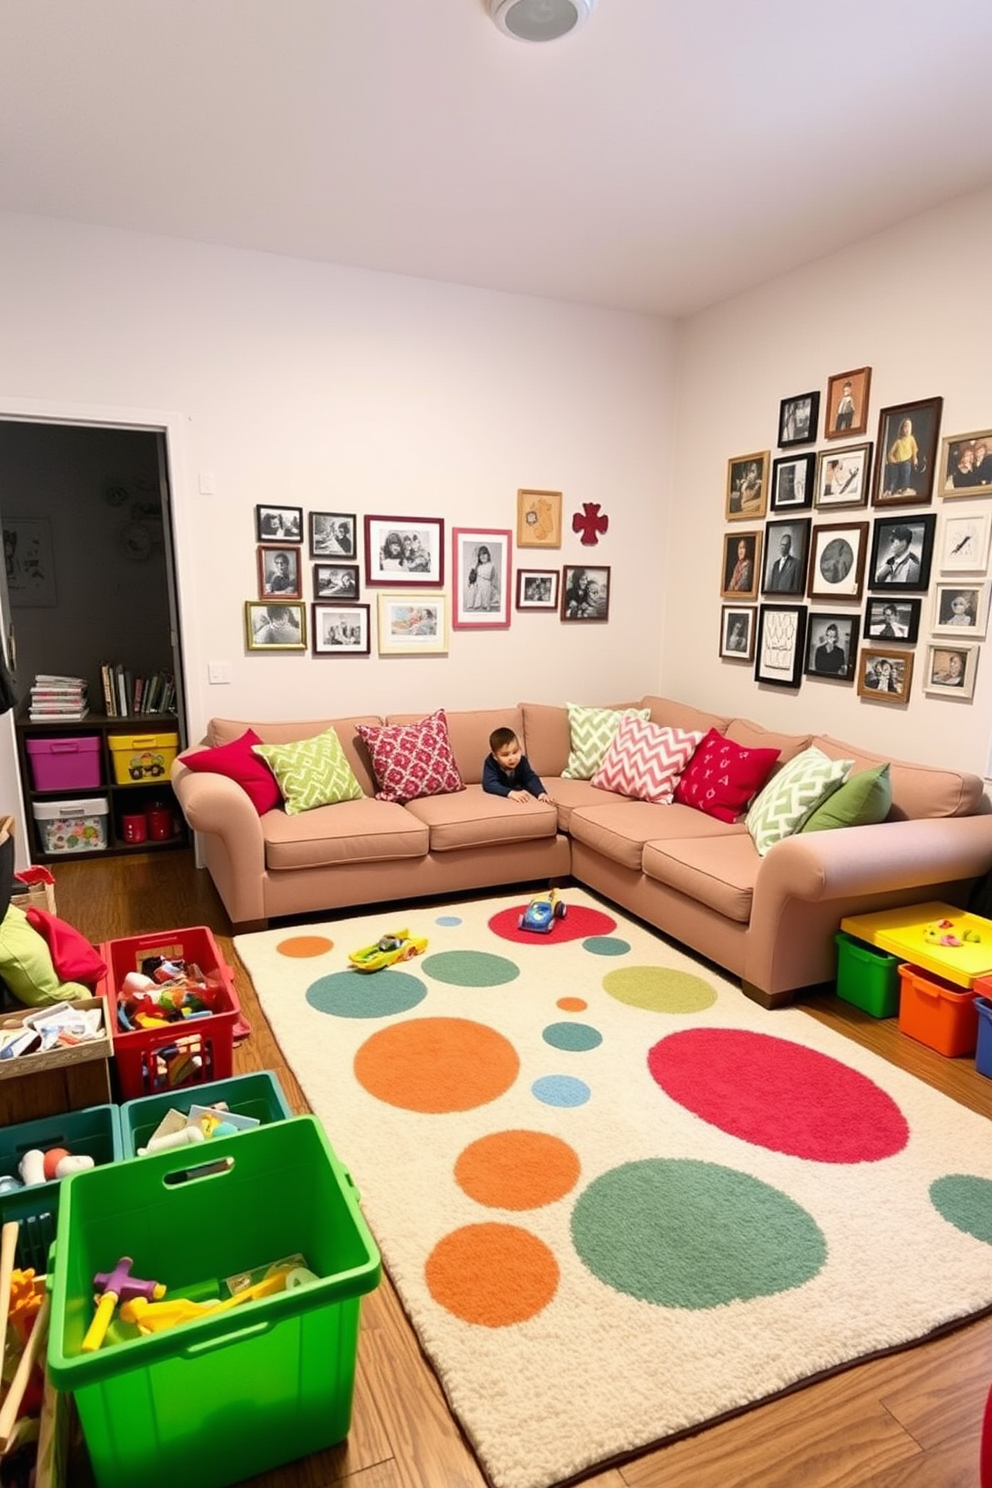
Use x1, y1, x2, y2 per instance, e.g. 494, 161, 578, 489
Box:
348, 929, 428, 973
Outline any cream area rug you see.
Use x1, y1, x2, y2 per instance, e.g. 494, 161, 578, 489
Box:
235, 889, 992, 1488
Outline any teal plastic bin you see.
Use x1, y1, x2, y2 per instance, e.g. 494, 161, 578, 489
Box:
47, 1117, 380, 1488
119, 1070, 294, 1157
835, 931, 901, 1018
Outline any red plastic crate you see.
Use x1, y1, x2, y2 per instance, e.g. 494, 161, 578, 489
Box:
98, 926, 240, 1099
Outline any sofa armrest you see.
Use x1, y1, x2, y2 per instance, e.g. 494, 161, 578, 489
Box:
171, 762, 268, 923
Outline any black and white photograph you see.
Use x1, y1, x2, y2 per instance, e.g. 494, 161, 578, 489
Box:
778, 391, 819, 448
872, 397, 943, 507
869, 513, 936, 591
865, 597, 921, 643
452, 527, 512, 628
857, 647, 913, 703
804, 612, 859, 681
255, 504, 303, 542
257, 545, 302, 600
807, 520, 868, 602
770, 452, 815, 511
725, 451, 768, 520
755, 603, 807, 688
244, 600, 307, 651
364, 515, 444, 587
761, 518, 810, 596
814, 444, 872, 509
311, 602, 370, 656
719, 606, 756, 661
309, 511, 357, 558
560, 564, 611, 623
924, 643, 978, 699
313, 563, 360, 601
931, 581, 990, 639
516, 569, 560, 611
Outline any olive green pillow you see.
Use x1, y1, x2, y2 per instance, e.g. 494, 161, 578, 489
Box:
252, 728, 364, 815
799, 763, 892, 833
562, 704, 651, 780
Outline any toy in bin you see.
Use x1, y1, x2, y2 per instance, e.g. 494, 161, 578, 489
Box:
114, 955, 223, 1033
348, 929, 427, 972
519, 888, 567, 934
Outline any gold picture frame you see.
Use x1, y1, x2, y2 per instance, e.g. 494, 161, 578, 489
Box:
516, 489, 562, 548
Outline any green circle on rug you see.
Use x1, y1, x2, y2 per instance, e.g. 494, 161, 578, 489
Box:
583, 936, 630, 957
422, 950, 520, 987
930, 1174, 992, 1243
571, 1158, 826, 1308
601, 965, 716, 1013
543, 1021, 602, 1052
305, 969, 427, 1019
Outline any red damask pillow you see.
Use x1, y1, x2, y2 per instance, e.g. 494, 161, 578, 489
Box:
673, 727, 780, 822
356, 709, 464, 805
180, 728, 282, 816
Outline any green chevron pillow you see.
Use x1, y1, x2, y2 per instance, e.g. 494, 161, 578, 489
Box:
562, 704, 651, 779
252, 728, 364, 815
745, 747, 853, 857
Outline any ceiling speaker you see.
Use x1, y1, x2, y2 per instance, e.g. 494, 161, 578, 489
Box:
488, 0, 596, 43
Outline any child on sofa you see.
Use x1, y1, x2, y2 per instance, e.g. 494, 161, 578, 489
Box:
483, 728, 554, 805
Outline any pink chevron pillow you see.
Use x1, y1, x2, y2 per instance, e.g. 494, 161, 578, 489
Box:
591, 716, 704, 803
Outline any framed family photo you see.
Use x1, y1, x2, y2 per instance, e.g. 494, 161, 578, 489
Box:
869, 513, 936, 592
309, 511, 356, 559
761, 518, 810, 597
939, 509, 992, 572
770, 452, 815, 512
311, 603, 371, 656
561, 564, 611, 622
778, 391, 819, 448
244, 600, 307, 651
257, 545, 302, 600
376, 593, 449, 655
804, 612, 859, 682
313, 563, 360, 601
931, 581, 990, 639
755, 603, 807, 689
825, 367, 872, 440
726, 452, 769, 520
255, 504, 302, 543
720, 605, 756, 662
515, 569, 560, 611
364, 515, 444, 587
806, 520, 868, 602
924, 643, 978, 698
720, 530, 762, 601
453, 528, 511, 629
938, 428, 992, 497
814, 443, 872, 509
864, 597, 921, 644
857, 647, 913, 703
516, 489, 563, 548
871, 397, 943, 508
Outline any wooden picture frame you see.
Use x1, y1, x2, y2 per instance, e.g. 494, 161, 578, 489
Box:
931, 581, 990, 639
778, 391, 819, 448
869, 513, 936, 592
761, 518, 810, 597
515, 569, 560, 611
938, 428, 992, 497
453, 528, 512, 629
871, 397, 943, 508
770, 452, 815, 512
720, 529, 762, 601
311, 603, 371, 656
825, 367, 872, 441
244, 600, 306, 651
719, 605, 756, 661
938, 510, 992, 572
561, 564, 611, 622
726, 452, 769, 520
857, 647, 914, 703
864, 597, 921, 644
364, 515, 444, 587
376, 593, 449, 655
806, 520, 868, 602
814, 443, 872, 509
312, 563, 360, 601
804, 612, 860, 682
256, 545, 302, 601
309, 511, 357, 559
755, 603, 807, 689
924, 642, 978, 698
516, 489, 563, 548
255, 504, 302, 543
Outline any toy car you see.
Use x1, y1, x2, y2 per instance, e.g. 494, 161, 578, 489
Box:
348, 928, 428, 973
518, 889, 567, 934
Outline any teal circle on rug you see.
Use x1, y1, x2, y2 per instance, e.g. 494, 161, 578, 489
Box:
435, 915, 462, 926
930, 1174, 992, 1243
571, 1158, 826, 1307
542, 1022, 602, 1052
583, 936, 630, 957
305, 968, 427, 1019
532, 1075, 591, 1107
423, 950, 520, 987
602, 965, 717, 1013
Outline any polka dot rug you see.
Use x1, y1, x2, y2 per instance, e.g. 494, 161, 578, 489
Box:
235, 888, 992, 1488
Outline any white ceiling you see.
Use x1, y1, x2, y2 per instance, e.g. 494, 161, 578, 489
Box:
3, 0, 992, 318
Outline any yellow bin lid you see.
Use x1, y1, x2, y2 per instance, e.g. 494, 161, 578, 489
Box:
841, 901, 992, 988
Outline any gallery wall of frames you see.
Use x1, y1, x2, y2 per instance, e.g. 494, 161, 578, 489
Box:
719, 367, 992, 704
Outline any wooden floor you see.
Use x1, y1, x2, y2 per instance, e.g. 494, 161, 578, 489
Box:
55, 850, 992, 1488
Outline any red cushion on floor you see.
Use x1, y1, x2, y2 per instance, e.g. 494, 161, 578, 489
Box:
25, 907, 107, 985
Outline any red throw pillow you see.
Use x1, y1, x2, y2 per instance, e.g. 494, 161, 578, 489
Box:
25, 908, 107, 986
673, 727, 780, 822
180, 728, 282, 815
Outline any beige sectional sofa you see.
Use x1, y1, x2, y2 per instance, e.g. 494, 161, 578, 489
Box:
171, 697, 992, 1007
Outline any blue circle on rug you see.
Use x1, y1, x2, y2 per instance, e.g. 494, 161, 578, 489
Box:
423, 950, 520, 987
543, 1022, 603, 1052
930, 1174, 992, 1243
435, 915, 462, 927
571, 1158, 826, 1308
305, 969, 427, 1019
532, 1075, 591, 1107
583, 936, 630, 957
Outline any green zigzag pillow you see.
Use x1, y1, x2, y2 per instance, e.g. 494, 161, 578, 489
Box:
252, 728, 364, 815
563, 704, 651, 779
745, 746, 853, 857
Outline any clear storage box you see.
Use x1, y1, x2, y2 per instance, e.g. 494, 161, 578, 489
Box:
32, 798, 108, 854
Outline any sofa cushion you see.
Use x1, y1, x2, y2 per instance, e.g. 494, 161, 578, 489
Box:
799, 763, 892, 833
811, 734, 986, 820
357, 709, 465, 804
253, 728, 365, 815
725, 719, 811, 767
262, 797, 429, 870
591, 717, 704, 803
562, 703, 651, 779
638, 696, 733, 736
541, 776, 639, 832
181, 729, 282, 815
641, 834, 759, 923
569, 799, 740, 873
673, 728, 780, 822
745, 747, 853, 856
519, 703, 572, 779
404, 784, 558, 852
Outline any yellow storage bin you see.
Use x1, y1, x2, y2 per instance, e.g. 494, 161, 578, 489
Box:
108, 731, 178, 785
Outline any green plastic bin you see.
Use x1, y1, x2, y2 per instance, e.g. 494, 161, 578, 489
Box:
835, 931, 901, 1018
119, 1070, 294, 1157
47, 1116, 380, 1488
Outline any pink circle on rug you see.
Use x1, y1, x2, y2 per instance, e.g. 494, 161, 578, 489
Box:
488, 903, 617, 944
648, 1028, 909, 1163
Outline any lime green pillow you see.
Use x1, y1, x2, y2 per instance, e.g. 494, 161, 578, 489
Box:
562, 704, 651, 779
252, 728, 364, 815
745, 747, 853, 857
799, 763, 891, 833
0, 903, 90, 1006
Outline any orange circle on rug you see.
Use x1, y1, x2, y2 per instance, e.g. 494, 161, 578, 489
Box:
426, 1223, 559, 1326
557, 996, 587, 1011
273, 934, 334, 958
354, 1017, 519, 1112
455, 1130, 581, 1210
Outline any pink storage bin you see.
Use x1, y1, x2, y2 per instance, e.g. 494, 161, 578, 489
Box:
25, 735, 102, 792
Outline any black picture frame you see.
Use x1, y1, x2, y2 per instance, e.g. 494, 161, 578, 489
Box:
561, 564, 611, 622
755, 603, 808, 689
309, 511, 357, 559
778, 391, 820, 448
515, 569, 560, 611
761, 518, 811, 597
804, 611, 860, 682
770, 452, 815, 512
311, 602, 371, 656
313, 563, 360, 601
864, 597, 921, 644
871, 397, 943, 508
869, 513, 936, 592
255, 504, 303, 543
720, 605, 756, 661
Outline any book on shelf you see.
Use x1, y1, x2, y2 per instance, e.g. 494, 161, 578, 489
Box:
98, 662, 175, 718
